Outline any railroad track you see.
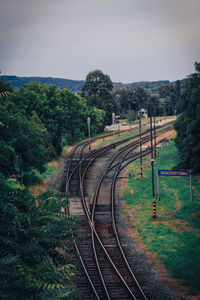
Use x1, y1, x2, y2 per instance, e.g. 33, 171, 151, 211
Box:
62, 122, 174, 299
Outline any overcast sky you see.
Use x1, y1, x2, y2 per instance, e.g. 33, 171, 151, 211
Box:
1, 0, 200, 83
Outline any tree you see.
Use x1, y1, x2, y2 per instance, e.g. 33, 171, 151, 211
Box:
0, 79, 105, 182
113, 87, 149, 118
0, 97, 53, 181
174, 62, 200, 174
149, 94, 159, 117
126, 110, 137, 123
158, 82, 180, 115
82, 70, 116, 124
7, 82, 103, 152
132, 87, 149, 111
0, 77, 13, 98
175, 80, 181, 114
82, 69, 113, 98
0, 176, 78, 299
113, 88, 131, 117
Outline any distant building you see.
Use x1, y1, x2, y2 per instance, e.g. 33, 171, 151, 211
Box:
139, 108, 148, 118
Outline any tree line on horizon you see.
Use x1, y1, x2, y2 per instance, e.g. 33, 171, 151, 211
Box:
0, 62, 199, 298
1, 74, 172, 93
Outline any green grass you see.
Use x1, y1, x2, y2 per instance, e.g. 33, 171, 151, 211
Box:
93, 123, 151, 151
90, 116, 175, 151
124, 141, 200, 294
93, 128, 139, 150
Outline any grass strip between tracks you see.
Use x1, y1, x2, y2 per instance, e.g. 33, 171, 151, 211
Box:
123, 141, 200, 295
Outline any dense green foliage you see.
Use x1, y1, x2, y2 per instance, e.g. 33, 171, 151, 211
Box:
114, 80, 171, 93
0, 78, 13, 96
1, 75, 84, 92
0, 176, 78, 299
0, 80, 105, 182
113, 81, 181, 120
1, 75, 183, 124
158, 81, 181, 115
0, 106, 52, 180
82, 69, 116, 124
82, 69, 113, 97
174, 62, 200, 174
113, 86, 149, 119
0, 78, 83, 298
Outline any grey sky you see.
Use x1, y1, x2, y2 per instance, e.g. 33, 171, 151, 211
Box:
1, 0, 200, 82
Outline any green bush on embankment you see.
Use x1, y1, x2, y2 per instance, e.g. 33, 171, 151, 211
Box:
123, 141, 200, 294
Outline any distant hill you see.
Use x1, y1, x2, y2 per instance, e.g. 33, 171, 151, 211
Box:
113, 80, 171, 93
0, 75, 84, 93
1, 75, 171, 93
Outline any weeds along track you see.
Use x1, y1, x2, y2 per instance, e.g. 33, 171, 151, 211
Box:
62, 122, 174, 299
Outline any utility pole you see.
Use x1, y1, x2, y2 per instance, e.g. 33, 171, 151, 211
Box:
150, 101, 156, 218
112, 112, 115, 136
115, 115, 120, 136
87, 117, 91, 150
138, 102, 143, 178
147, 103, 150, 128
153, 99, 157, 158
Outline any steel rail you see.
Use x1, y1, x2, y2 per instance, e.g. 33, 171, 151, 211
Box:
107, 126, 174, 173
79, 166, 139, 299
78, 136, 155, 299
88, 137, 169, 298
78, 149, 111, 300
89, 144, 151, 299
65, 120, 174, 191
79, 134, 172, 298
65, 123, 174, 299
73, 128, 165, 299
79, 134, 164, 298
65, 122, 173, 195
70, 136, 150, 299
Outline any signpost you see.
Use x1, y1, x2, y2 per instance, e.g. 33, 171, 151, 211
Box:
87, 117, 91, 150
112, 112, 115, 135
157, 169, 193, 202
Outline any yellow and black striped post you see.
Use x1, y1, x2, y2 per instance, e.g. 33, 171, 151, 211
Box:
140, 166, 143, 178
153, 196, 156, 218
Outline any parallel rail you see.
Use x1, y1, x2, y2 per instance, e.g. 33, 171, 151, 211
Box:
63, 122, 174, 299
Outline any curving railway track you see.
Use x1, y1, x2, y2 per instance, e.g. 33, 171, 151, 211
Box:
61, 122, 175, 299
